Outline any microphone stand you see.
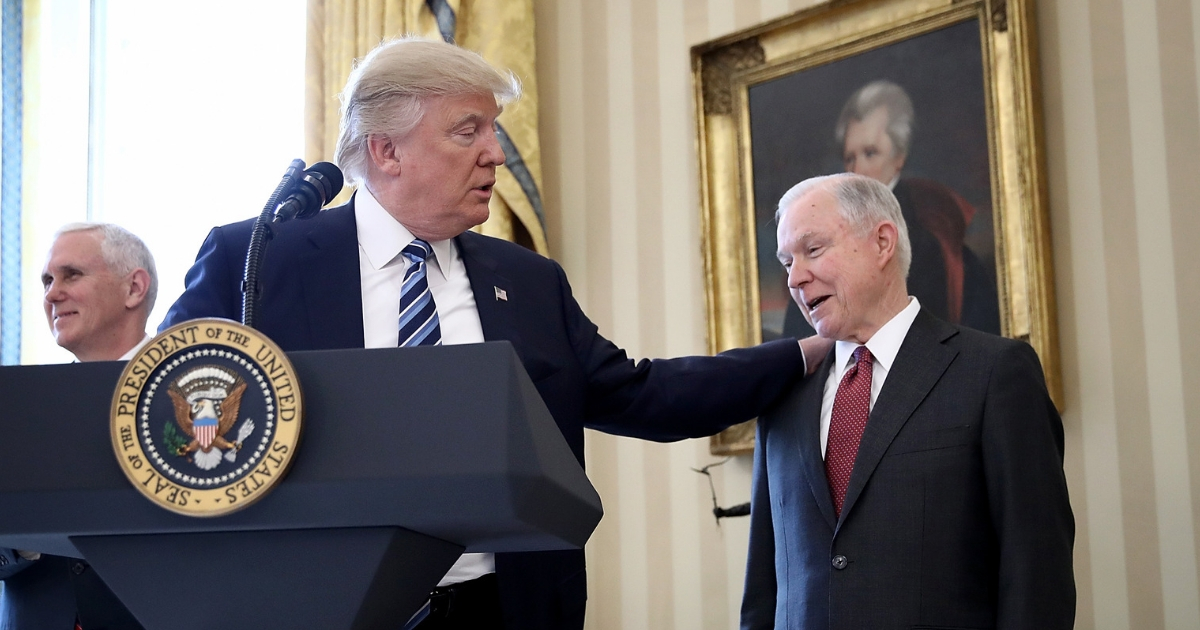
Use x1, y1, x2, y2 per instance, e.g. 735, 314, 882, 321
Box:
241, 159, 305, 329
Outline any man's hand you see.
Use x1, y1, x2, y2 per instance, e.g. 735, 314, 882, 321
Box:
798, 336, 833, 375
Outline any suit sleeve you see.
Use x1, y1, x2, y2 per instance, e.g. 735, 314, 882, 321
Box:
0, 548, 35, 580
740, 421, 777, 629
983, 342, 1076, 629
160, 226, 244, 330
548, 263, 807, 440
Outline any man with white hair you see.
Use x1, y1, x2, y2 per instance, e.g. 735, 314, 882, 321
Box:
41, 223, 157, 361
741, 173, 1074, 629
162, 37, 828, 630
0, 222, 155, 629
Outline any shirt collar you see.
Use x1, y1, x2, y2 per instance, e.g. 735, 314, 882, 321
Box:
119, 334, 152, 361
354, 187, 454, 276
833, 297, 922, 373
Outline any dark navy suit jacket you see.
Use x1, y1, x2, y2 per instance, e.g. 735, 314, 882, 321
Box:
741, 309, 1075, 630
160, 200, 806, 630
0, 552, 142, 630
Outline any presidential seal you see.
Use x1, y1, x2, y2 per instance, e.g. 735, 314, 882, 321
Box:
110, 319, 303, 517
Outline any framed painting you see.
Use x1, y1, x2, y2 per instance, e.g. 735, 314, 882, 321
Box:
692, 0, 1060, 455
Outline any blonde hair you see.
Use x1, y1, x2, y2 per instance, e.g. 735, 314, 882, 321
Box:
334, 37, 521, 186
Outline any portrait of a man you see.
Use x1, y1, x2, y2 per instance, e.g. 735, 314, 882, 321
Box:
749, 19, 1001, 342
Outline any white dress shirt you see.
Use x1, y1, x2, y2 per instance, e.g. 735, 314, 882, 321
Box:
819, 297, 922, 457
355, 188, 494, 586
118, 334, 152, 360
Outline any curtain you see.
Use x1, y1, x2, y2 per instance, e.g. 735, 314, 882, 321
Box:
305, 0, 547, 254
0, 0, 25, 364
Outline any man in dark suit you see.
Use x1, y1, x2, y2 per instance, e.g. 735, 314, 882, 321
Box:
160, 37, 824, 630
741, 173, 1074, 629
1, 223, 155, 630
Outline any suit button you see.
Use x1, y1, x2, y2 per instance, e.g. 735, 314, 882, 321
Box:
831, 555, 848, 570
72, 562, 86, 575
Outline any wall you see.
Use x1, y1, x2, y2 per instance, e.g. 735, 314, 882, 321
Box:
534, 0, 1200, 628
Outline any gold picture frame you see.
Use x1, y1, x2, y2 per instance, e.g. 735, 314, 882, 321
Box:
693, 0, 1060, 455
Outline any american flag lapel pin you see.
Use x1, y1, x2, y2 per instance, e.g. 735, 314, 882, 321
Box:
495, 286, 508, 301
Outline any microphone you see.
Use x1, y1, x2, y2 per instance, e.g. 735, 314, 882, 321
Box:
273, 162, 344, 222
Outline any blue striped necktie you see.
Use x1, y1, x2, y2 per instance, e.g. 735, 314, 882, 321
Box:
397, 238, 442, 347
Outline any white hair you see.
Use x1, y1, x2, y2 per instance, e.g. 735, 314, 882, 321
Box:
776, 173, 912, 278
55, 222, 158, 313
334, 36, 522, 186
835, 80, 914, 157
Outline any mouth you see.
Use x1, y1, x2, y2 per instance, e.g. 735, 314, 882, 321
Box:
805, 295, 830, 313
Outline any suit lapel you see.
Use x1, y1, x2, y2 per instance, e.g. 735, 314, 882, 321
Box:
796, 353, 839, 531
456, 231, 520, 349
837, 310, 957, 524
298, 202, 365, 349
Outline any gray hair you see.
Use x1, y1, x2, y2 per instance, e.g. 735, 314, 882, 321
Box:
834, 80, 914, 158
55, 222, 158, 313
334, 36, 522, 186
776, 173, 912, 278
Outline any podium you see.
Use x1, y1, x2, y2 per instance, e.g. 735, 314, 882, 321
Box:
0, 342, 603, 629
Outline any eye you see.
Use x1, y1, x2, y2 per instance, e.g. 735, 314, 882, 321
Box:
41, 275, 53, 289
864, 148, 878, 158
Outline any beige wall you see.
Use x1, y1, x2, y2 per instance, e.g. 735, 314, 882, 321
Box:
534, 0, 1200, 628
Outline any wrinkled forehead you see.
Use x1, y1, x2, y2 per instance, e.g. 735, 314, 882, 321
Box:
776, 192, 845, 251
44, 231, 106, 270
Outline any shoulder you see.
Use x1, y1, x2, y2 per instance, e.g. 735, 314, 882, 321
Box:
898, 177, 972, 210
925, 316, 1047, 389
211, 201, 357, 251
457, 230, 563, 277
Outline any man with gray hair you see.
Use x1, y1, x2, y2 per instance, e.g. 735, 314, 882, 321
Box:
741, 173, 1074, 629
162, 37, 827, 630
41, 222, 157, 361
0, 222, 155, 629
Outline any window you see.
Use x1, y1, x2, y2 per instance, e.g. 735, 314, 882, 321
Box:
19, 0, 305, 364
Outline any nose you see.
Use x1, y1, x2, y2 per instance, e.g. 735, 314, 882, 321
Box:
786, 260, 812, 290
44, 278, 65, 303
480, 129, 506, 167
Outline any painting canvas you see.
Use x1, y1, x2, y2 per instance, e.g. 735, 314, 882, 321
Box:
751, 19, 998, 343
692, 0, 1060, 454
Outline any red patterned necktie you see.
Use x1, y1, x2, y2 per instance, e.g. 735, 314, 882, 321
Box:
826, 346, 873, 517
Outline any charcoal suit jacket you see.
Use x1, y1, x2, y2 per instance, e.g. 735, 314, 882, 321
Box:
741, 308, 1074, 630
160, 199, 807, 630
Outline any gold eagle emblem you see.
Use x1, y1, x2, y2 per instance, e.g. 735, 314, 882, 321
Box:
167, 365, 255, 470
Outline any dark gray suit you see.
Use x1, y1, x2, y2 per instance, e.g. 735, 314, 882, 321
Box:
741, 309, 1074, 630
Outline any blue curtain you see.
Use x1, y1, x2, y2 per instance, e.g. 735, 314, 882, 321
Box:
0, 0, 21, 365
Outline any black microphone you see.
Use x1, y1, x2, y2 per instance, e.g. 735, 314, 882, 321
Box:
273, 162, 344, 222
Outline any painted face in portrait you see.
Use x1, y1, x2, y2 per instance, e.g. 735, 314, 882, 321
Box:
776, 186, 899, 344
842, 106, 907, 185
42, 231, 139, 358
372, 92, 506, 242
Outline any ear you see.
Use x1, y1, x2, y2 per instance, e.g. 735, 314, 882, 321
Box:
874, 221, 899, 269
366, 134, 404, 177
125, 268, 151, 310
